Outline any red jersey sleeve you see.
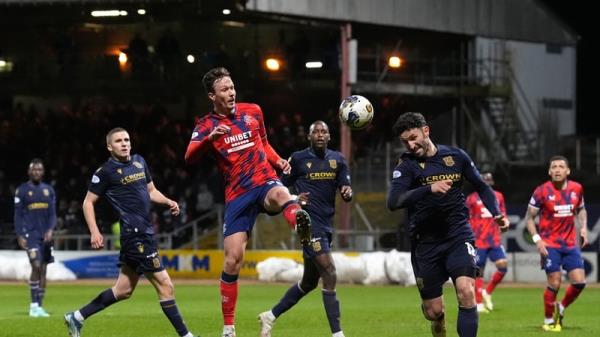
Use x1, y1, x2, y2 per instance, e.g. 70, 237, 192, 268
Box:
185, 117, 213, 164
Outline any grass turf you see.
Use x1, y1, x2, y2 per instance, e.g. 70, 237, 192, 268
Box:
0, 282, 599, 337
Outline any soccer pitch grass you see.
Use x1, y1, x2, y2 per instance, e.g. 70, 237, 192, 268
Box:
1, 282, 599, 337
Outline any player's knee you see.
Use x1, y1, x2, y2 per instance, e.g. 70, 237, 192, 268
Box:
223, 256, 243, 273
114, 286, 135, 300
321, 270, 337, 290
548, 277, 561, 290
31, 260, 42, 270
299, 280, 318, 293
158, 281, 175, 299
115, 291, 133, 300
266, 186, 289, 207
30, 264, 42, 277
496, 260, 508, 270
456, 286, 476, 307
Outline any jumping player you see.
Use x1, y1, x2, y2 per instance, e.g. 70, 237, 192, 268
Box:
184, 67, 311, 337
387, 112, 509, 337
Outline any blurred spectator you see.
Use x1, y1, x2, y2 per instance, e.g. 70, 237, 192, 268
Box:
195, 183, 214, 215
126, 33, 150, 80
155, 28, 181, 81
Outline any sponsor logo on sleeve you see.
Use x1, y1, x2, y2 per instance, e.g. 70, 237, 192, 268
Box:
92, 175, 100, 183
393, 170, 401, 179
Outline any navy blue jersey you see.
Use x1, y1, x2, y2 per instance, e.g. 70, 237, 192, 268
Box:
14, 182, 57, 238
89, 154, 154, 236
282, 148, 351, 233
387, 145, 500, 243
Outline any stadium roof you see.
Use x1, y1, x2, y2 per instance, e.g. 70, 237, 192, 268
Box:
0, 0, 577, 45
247, 0, 577, 45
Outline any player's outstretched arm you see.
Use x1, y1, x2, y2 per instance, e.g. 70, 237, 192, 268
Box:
185, 123, 228, 164
82, 191, 104, 249
147, 182, 180, 216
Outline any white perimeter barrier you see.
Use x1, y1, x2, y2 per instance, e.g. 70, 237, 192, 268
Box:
0, 251, 76, 281
256, 249, 416, 286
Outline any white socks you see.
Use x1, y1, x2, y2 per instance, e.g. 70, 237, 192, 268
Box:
74, 310, 85, 322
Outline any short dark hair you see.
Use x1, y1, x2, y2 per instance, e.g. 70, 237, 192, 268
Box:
309, 120, 329, 133
392, 112, 427, 135
549, 155, 569, 168
29, 158, 44, 168
202, 67, 231, 94
106, 127, 128, 144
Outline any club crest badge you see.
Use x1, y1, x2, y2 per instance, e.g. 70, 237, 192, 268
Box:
329, 159, 337, 169
133, 161, 143, 169
443, 156, 455, 167
136, 243, 144, 253
243, 115, 256, 126
43, 189, 49, 196
312, 240, 322, 252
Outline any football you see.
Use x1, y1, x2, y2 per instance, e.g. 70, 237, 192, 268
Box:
339, 95, 374, 130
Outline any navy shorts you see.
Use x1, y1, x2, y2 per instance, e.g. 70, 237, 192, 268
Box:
26, 236, 54, 265
223, 180, 282, 237
475, 245, 507, 268
303, 232, 333, 259
542, 246, 584, 274
411, 238, 478, 300
118, 234, 164, 274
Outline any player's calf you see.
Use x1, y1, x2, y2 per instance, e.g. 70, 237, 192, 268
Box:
421, 304, 446, 336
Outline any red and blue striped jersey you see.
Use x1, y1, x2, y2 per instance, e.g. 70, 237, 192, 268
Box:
528, 180, 584, 249
185, 103, 280, 202
466, 189, 505, 248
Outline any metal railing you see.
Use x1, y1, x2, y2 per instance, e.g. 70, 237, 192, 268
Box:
0, 206, 224, 251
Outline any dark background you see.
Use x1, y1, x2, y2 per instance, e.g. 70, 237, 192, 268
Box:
541, 0, 597, 135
